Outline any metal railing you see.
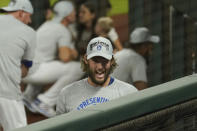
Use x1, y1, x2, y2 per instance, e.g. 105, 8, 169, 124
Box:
14, 74, 197, 131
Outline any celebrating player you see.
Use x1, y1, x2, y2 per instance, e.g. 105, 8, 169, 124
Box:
0, 0, 36, 130
56, 36, 138, 114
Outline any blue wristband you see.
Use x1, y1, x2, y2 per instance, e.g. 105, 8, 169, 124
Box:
21, 60, 33, 68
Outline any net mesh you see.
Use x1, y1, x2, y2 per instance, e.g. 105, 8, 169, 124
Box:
101, 98, 197, 131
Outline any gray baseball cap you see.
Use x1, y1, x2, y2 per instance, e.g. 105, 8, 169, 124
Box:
53, 1, 74, 23
0, 0, 33, 14
130, 27, 160, 44
87, 37, 113, 60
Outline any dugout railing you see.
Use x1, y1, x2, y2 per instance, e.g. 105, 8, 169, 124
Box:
13, 74, 197, 131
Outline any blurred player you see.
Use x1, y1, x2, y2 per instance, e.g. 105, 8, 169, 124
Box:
0, 0, 36, 130
112, 27, 160, 90
22, 1, 84, 117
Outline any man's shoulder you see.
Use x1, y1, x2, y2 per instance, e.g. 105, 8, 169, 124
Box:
114, 78, 138, 91
120, 49, 145, 63
115, 49, 136, 59
16, 20, 36, 36
20, 25, 36, 43
24, 25, 36, 35
39, 21, 70, 35
61, 79, 86, 94
114, 78, 131, 86
0, 14, 8, 20
1, 15, 35, 34
14, 20, 36, 41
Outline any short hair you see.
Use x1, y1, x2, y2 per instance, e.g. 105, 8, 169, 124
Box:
97, 16, 113, 34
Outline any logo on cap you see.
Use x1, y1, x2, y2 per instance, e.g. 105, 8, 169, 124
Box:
87, 37, 113, 60
97, 45, 102, 51
89, 41, 109, 51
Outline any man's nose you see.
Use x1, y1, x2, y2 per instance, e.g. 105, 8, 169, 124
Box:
96, 62, 105, 68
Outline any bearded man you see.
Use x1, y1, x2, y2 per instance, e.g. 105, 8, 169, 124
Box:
56, 36, 138, 114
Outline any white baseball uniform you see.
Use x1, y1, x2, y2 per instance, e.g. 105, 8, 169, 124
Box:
23, 20, 84, 106
56, 77, 138, 114
111, 48, 148, 84
0, 15, 36, 131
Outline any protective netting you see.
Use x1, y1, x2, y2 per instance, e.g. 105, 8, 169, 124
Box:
101, 98, 197, 131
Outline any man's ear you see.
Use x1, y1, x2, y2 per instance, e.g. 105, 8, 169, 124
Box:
83, 54, 88, 64
18, 10, 23, 17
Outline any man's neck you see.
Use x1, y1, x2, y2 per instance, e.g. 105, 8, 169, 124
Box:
135, 46, 146, 57
9, 12, 26, 24
9, 12, 19, 20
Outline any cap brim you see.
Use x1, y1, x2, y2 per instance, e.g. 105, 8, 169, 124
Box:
0, 7, 17, 12
149, 36, 160, 43
0, 7, 33, 14
87, 52, 112, 60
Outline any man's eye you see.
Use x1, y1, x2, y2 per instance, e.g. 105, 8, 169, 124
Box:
92, 59, 99, 63
91, 57, 109, 64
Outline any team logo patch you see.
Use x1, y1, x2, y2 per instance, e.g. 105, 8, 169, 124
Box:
90, 41, 109, 51
97, 45, 102, 51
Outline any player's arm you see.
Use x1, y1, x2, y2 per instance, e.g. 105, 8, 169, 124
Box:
108, 28, 123, 52
22, 29, 36, 77
113, 38, 123, 52
58, 27, 78, 62
131, 57, 148, 90
21, 60, 33, 78
133, 81, 148, 90
58, 46, 78, 62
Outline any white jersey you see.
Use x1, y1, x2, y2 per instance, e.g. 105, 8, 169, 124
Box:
56, 78, 138, 114
112, 48, 147, 84
0, 15, 36, 100
34, 21, 73, 62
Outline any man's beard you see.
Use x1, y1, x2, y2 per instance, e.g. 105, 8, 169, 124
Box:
87, 65, 111, 86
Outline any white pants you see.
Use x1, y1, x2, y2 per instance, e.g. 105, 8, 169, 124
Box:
38, 68, 84, 107
0, 98, 27, 131
23, 61, 84, 106
23, 61, 81, 85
